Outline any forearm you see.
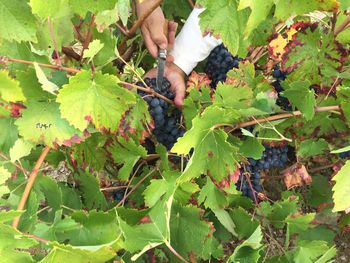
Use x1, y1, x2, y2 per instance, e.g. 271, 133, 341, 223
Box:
171, 8, 222, 75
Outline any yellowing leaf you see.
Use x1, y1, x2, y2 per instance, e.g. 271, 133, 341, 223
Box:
9, 138, 34, 162
0, 71, 26, 102
332, 160, 350, 212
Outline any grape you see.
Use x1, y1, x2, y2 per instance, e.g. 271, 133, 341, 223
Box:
339, 150, 350, 159
204, 44, 241, 88
272, 67, 292, 111
137, 78, 185, 150
236, 144, 289, 200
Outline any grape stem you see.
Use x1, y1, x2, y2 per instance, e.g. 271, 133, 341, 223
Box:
2, 56, 175, 105
12, 146, 51, 229
0, 151, 29, 176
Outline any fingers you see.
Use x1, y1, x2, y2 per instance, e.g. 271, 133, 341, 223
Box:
167, 21, 178, 50
149, 22, 168, 50
144, 68, 157, 78
142, 28, 159, 58
173, 78, 186, 107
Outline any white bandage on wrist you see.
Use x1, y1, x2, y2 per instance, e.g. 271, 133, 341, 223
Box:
171, 8, 222, 75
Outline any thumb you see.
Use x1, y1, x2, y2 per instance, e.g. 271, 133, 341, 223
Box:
173, 82, 185, 107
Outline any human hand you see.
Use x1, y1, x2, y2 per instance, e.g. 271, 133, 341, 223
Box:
144, 63, 186, 107
136, 1, 177, 58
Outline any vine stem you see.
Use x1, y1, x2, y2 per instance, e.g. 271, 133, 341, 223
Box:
12, 146, 51, 229
119, 0, 163, 54
116, 167, 156, 207
3, 57, 175, 105
23, 233, 49, 244
187, 0, 195, 8
334, 14, 350, 36
232, 106, 340, 131
165, 241, 189, 263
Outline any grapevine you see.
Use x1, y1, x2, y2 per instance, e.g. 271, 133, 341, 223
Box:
0, 1, 350, 263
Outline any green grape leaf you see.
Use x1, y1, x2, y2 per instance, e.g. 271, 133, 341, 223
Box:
332, 160, 350, 212
293, 240, 335, 263
238, 0, 274, 37
339, 0, 350, 10
230, 207, 259, 240
172, 106, 240, 183
228, 226, 263, 263
33, 63, 59, 95
120, 97, 152, 139
0, 165, 11, 196
282, 81, 316, 120
212, 208, 237, 237
92, 29, 118, 66
0, 210, 23, 223
199, 0, 250, 56
169, 202, 211, 261
0, 118, 18, 153
266, 195, 299, 228
15, 101, 85, 147
35, 2, 74, 52
0, 70, 26, 102
30, 0, 69, 18
198, 178, 228, 209
117, 0, 130, 26
74, 172, 108, 210
298, 139, 329, 158
109, 137, 147, 181
143, 177, 176, 208
285, 213, 315, 236
9, 138, 34, 162
95, 6, 119, 33
56, 210, 121, 246
36, 176, 63, 221
213, 84, 254, 111
306, 175, 333, 207
337, 86, 350, 128
19, 191, 39, 233
274, 0, 339, 20
41, 240, 123, 263
68, 0, 117, 16
163, 0, 192, 20
57, 70, 136, 132
83, 40, 105, 63
72, 133, 107, 171
17, 69, 53, 101
240, 137, 264, 160
0, 0, 37, 42
0, 223, 38, 263
59, 183, 83, 210
238, 0, 339, 37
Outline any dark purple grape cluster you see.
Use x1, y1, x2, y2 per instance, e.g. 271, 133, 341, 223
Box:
236, 145, 289, 200
339, 150, 350, 159
272, 67, 292, 111
204, 44, 240, 88
137, 78, 185, 150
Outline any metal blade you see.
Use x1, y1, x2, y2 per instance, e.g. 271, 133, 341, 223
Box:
156, 49, 167, 90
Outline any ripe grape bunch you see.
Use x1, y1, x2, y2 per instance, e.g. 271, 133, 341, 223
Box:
236, 145, 289, 200
272, 67, 292, 111
137, 78, 185, 150
204, 44, 241, 88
